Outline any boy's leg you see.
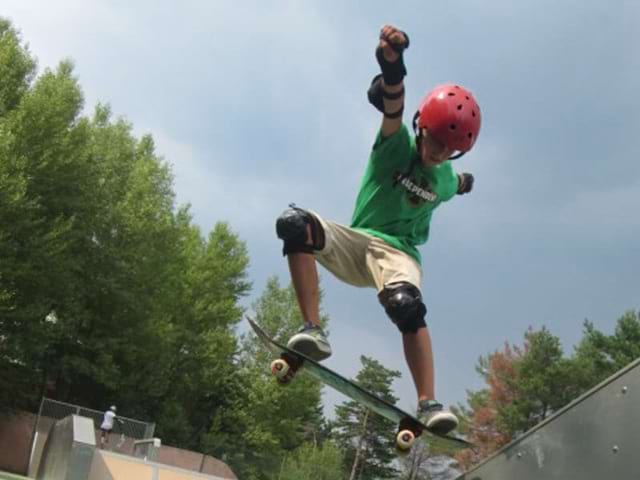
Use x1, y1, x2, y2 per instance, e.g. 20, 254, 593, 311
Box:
276, 207, 325, 326
285, 248, 334, 360
276, 207, 331, 360
377, 281, 434, 399
380, 284, 458, 433
402, 327, 435, 401
276, 206, 376, 322
101, 430, 109, 447
287, 247, 321, 326
276, 207, 376, 360
369, 240, 458, 433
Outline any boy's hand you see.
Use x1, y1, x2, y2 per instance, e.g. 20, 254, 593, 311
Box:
375, 24, 409, 137
457, 173, 474, 195
378, 25, 409, 63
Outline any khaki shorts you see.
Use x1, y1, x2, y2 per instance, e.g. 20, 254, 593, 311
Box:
312, 212, 422, 292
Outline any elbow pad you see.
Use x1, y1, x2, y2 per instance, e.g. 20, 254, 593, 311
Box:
367, 74, 385, 113
457, 173, 474, 195
367, 74, 405, 115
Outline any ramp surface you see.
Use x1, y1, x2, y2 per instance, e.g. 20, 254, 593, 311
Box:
91, 450, 232, 480
457, 358, 640, 479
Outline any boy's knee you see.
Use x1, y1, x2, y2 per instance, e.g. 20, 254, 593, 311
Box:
378, 282, 427, 333
276, 206, 325, 256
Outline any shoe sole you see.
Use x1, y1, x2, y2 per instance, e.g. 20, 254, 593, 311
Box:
425, 415, 459, 436
287, 335, 332, 362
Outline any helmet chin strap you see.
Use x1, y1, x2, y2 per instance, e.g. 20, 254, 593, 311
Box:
412, 110, 420, 135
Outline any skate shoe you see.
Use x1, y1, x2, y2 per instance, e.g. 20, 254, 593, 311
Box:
287, 323, 332, 361
417, 400, 459, 436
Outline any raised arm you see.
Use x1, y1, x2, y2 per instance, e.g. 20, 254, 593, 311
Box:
367, 25, 410, 138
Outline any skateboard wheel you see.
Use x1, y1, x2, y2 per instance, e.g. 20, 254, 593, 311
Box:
270, 358, 290, 379
396, 429, 415, 452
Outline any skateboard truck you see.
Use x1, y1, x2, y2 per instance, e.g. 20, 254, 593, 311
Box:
270, 352, 303, 385
396, 417, 423, 453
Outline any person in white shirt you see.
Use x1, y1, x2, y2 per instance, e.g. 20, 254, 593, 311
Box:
100, 405, 123, 448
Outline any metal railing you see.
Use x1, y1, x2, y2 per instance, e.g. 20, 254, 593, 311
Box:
35, 397, 155, 439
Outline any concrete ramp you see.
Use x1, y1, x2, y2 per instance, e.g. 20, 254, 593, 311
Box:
457, 357, 640, 479
36, 415, 95, 480
31, 413, 233, 480
90, 450, 231, 480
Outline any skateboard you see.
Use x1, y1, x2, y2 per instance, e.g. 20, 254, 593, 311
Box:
247, 317, 473, 454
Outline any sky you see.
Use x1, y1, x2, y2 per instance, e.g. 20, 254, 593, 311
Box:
3, 1, 639, 417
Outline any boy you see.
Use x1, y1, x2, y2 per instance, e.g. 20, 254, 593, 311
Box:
100, 405, 124, 448
275, 24, 481, 434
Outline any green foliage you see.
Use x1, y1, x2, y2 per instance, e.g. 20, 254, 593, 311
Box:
0, 19, 254, 463
278, 442, 346, 480
226, 277, 327, 480
574, 311, 640, 381
0, 23, 97, 409
333, 356, 401, 480
459, 312, 640, 470
0, 19, 36, 116
496, 328, 581, 434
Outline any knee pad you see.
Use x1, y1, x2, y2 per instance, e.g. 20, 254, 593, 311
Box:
378, 282, 427, 334
275, 205, 325, 256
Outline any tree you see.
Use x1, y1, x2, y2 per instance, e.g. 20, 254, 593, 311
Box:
455, 343, 519, 469
0, 19, 253, 452
277, 441, 346, 480
333, 356, 401, 480
151, 221, 251, 448
400, 440, 460, 480
0, 18, 100, 409
0, 18, 35, 114
574, 310, 640, 382
501, 328, 582, 434
221, 277, 327, 480
457, 327, 588, 470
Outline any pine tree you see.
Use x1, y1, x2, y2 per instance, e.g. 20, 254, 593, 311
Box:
574, 310, 640, 381
457, 326, 595, 470
333, 356, 401, 479
229, 277, 327, 480
277, 441, 346, 480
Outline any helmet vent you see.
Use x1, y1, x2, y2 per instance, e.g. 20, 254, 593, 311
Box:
468, 133, 473, 139
448, 92, 456, 96
472, 110, 476, 117
465, 96, 470, 100
457, 104, 463, 110
450, 124, 457, 130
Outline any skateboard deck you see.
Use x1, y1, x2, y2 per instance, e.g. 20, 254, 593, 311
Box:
248, 317, 473, 454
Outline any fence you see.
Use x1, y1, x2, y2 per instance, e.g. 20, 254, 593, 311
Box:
28, 397, 156, 476
35, 397, 155, 439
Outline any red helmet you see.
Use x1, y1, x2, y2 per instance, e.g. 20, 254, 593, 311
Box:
414, 84, 481, 153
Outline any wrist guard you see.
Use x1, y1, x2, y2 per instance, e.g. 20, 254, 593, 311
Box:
457, 173, 474, 195
375, 31, 410, 86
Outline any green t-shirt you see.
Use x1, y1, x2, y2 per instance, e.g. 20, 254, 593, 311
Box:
350, 124, 459, 264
